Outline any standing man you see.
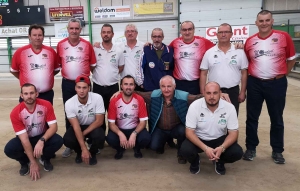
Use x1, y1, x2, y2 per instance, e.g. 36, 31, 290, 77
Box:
136, 28, 174, 92
10, 24, 59, 105
92, 23, 124, 133
106, 75, 151, 159
170, 21, 215, 95
4, 83, 63, 180
200, 23, 248, 114
63, 75, 105, 165
120, 23, 145, 91
180, 82, 243, 175
57, 18, 97, 158
243, 10, 296, 164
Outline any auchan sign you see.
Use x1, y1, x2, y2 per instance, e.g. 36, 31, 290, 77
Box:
206, 25, 249, 44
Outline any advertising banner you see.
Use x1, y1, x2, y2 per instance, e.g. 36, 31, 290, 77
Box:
49, 6, 84, 22
206, 25, 249, 44
94, 6, 130, 19
0, 26, 29, 37
133, 2, 173, 15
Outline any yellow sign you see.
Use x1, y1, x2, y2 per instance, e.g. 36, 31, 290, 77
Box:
133, 2, 173, 15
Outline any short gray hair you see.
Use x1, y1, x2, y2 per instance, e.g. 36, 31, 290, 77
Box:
68, 18, 82, 28
125, 23, 138, 33
152, 28, 164, 37
159, 75, 176, 86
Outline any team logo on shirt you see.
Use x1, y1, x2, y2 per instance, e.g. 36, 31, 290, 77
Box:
77, 47, 83, 51
229, 60, 237, 65
37, 111, 44, 117
30, 63, 46, 70
119, 113, 134, 120
110, 54, 117, 63
193, 42, 199, 46
220, 113, 226, 118
27, 122, 43, 132
231, 55, 237, 59
272, 38, 278, 43
88, 108, 95, 117
65, 56, 82, 63
42, 54, 48, 59
218, 119, 227, 125
132, 104, 138, 109
254, 50, 275, 58
179, 52, 195, 59
134, 50, 141, 59
149, 62, 155, 68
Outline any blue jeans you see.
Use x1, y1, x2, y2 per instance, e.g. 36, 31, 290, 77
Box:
61, 78, 76, 131
245, 75, 287, 153
4, 133, 63, 165
149, 123, 185, 154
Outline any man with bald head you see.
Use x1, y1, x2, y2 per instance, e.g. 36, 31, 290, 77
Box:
180, 82, 243, 175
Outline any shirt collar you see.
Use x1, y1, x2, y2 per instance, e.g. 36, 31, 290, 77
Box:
214, 44, 235, 52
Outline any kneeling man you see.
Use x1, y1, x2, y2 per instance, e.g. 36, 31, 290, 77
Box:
4, 83, 63, 180
107, 75, 151, 159
63, 75, 105, 165
180, 82, 243, 175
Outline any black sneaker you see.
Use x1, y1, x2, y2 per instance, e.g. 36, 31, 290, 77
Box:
134, 148, 143, 158
243, 150, 256, 161
156, 147, 164, 154
114, 150, 124, 160
89, 154, 97, 165
75, 153, 83, 164
39, 158, 53, 171
19, 163, 29, 176
215, 162, 226, 175
177, 155, 187, 164
189, 156, 200, 174
167, 140, 177, 148
272, 152, 285, 164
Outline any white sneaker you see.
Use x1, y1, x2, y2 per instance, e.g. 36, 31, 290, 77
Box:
62, 147, 72, 158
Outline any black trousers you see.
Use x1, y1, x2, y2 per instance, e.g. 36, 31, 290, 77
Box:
63, 125, 105, 155
180, 135, 243, 164
221, 85, 240, 115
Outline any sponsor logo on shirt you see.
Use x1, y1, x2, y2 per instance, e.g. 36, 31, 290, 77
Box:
65, 56, 82, 63
30, 63, 46, 70
231, 55, 237, 59
27, 122, 43, 132
88, 108, 94, 117
220, 113, 226, 118
179, 52, 195, 59
119, 113, 134, 120
254, 50, 276, 58
110, 54, 117, 63
134, 50, 141, 59
218, 119, 226, 125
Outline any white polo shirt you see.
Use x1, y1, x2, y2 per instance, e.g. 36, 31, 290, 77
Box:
65, 92, 105, 125
120, 41, 144, 82
92, 44, 125, 86
186, 98, 238, 141
200, 44, 248, 88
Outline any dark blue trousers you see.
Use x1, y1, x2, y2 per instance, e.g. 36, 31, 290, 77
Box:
61, 78, 76, 131
175, 78, 200, 95
245, 75, 287, 153
106, 128, 151, 152
4, 133, 63, 165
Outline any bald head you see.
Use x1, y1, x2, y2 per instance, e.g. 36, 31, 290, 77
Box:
204, 82, 221, 92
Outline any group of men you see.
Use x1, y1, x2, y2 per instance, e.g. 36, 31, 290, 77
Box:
4, 9, 296, 180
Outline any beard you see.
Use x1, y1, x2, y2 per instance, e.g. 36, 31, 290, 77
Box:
123, 89, 133, 97
206, 99, 219, 107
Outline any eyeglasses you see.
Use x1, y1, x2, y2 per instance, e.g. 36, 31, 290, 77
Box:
125, 30, 137, 33
181, 28, 194, 32
152, 36, 163, 39
217, 31, 232, 34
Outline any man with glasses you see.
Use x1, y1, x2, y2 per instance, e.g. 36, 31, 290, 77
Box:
169, 21, 215, 95
120, 24, 145, 91
57, 18, 97, 158
200, 23, 248, 114
136, 28, 174, 91
243, 10, 296, 164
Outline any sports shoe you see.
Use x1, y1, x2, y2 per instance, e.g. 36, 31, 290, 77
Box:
62, 147, 72, 158
114, 150, 124, 160
189, 156, 200, 174
177, 155, 187, 164
272, 152, 285, 164
89, 155, 97, 165
75, 153, 83, 164
134, 148, 143, 158
39, 158, 53, 172
88, 144, 101, 155
243, 150, 256, 161
167, 140, 177, 148
19, 163, 29, 176
214, 161, 226, 175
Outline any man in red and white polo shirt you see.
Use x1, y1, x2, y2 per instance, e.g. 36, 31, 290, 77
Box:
10, 24, 59, 105
243, 10, 296, 164
56, 18, 96, 157
4, 83, 63, 180
169, 21, 215, 95
107, 75, 151, 160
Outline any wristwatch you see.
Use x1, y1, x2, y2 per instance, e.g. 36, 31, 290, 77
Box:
220, 145, 226, 153
133, 130, 138, 135
39, 137, 46, 142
